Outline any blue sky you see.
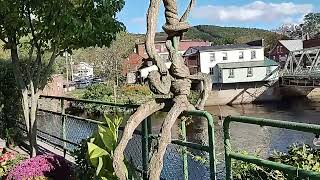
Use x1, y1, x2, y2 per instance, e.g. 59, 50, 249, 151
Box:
117, 0, 319, 33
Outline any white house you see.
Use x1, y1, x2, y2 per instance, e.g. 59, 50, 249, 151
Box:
73, 62, 94, 79
184, 43, 279, 85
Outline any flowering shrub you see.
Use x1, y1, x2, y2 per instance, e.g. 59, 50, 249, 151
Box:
0, 149, 24, 178
6, 154, 74, 180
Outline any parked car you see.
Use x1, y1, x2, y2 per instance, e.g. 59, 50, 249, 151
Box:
76, 80, 91, 89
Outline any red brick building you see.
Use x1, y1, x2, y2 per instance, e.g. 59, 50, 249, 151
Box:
42, 74, 66, 96
269, 40, 303, 63
122, 53, 144, 75
135, 40, 211, 62
269, 39, 320, 67
125, 39, 211, 83
303, 39, 320, 49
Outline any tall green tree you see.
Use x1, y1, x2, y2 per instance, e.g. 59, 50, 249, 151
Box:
303, 13, 320, 39
0, 0, 125, 157
277, 13, 320, 40
72, 31, 136, 84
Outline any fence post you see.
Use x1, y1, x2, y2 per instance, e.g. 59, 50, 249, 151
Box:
147, 116, 152, 151
224, 117, 232, 180
206, 112, 216, 180
60, 98, 67, 158
142, 118, 149, 180
181, 118, 188, 180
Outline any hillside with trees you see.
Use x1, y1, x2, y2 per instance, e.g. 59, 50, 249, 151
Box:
186, 25, 277, 44
150, 25, 284, 53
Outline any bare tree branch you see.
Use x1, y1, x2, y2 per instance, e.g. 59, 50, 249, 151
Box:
27, 3, 39, 49
145, 0, 168, 74
38, 44, 59, 90
9, 36, 26, 90
180, 0, 195, 22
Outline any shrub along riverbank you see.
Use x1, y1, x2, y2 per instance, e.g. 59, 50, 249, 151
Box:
67, 83, 200, 115
232, 143, 320, 180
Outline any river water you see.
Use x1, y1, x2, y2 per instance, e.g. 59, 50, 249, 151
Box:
147, 97, 320, 179
37, 97, 320, 179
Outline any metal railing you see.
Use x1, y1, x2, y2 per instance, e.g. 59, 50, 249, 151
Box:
9, 95, 320, 179
224, 116, 320, 180
18, 95, 217, 180
141, 111, 217, 180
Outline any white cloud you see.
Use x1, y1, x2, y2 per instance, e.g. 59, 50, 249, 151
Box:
192, 1, 313, 24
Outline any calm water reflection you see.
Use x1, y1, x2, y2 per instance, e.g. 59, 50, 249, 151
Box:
206, 97, 320, 155
149, 97, 320, 179
39, 97, 320, 179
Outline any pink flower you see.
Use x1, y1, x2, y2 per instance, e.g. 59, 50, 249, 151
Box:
6, 154, 73, 180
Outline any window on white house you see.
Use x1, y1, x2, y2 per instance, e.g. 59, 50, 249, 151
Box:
247, 67, 253, 77
279, 46, 282, 53
277, 46, 279, 53
210, 53, 215, 62
229, 69, 234, 78
273, 56, 276, 60
239, 51, 244, 60
209, 67, 215, 75
251, 51, 256, 59
266, 66, 271, 75
223, 52, 228, 60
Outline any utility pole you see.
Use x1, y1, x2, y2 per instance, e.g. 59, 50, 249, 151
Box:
70, 55, 74, 81
64, 52, 69, 88
114, 58, 118, 105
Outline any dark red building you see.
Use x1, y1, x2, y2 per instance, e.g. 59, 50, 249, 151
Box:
303, 39, 320, 49
269, 39, 320, 67
122, 53, 144, 75
135, 40, 211, 63
269, 40, 303, 63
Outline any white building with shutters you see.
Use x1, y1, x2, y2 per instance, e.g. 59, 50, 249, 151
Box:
184, 43, 279, 85
184, 42, 281, 105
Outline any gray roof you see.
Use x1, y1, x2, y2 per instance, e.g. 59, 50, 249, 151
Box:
279, 40, 303, 51
192, 44, 262, 52
217, 59, 278, 69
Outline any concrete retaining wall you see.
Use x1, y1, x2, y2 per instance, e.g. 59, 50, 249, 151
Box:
205, 83, 319, 106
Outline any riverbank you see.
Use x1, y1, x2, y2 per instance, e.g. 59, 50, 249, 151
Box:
206, 83, 320, 106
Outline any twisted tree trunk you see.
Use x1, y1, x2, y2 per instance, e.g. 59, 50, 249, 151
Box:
113, 0, 211, 179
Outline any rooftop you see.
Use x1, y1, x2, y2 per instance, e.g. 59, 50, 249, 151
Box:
217, 59, 278, 69
135, 39, 208, 45
279, 40, 303, 51
191, 44, 262, 52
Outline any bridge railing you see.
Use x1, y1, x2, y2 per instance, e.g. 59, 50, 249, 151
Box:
224, 116, 320, 180
15, 95, 217, 180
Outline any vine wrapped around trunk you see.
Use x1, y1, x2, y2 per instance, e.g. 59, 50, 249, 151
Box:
113, 0, 211, 179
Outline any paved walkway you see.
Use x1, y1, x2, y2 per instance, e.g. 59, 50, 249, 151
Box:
0, 137, 75, 163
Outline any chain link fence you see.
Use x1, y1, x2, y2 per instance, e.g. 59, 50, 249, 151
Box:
13, 95, 216, 180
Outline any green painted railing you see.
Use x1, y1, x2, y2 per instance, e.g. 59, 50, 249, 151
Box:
24, 95, 217, 180
224, 116, 320, 180
17, 94, 320, 179
140, 110, 217, 180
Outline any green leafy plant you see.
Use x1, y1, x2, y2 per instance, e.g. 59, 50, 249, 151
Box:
77, 84, 153, 114
73, 140, 96, 180
270, 143, 320, 173
232, 144, 320, 180
232, 150, 285, 180
0, 150, 25, 178
187, 90, 200, 105
87, 115, 137, 179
